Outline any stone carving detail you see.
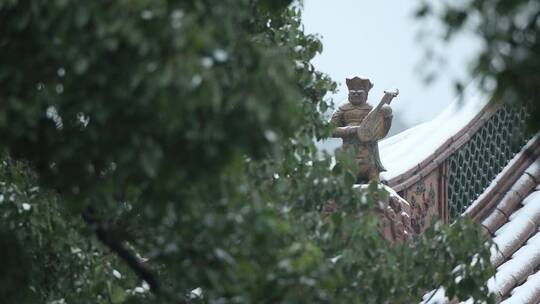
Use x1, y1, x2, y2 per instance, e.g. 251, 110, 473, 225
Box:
369, 179, 439, 242
403, 170, 442, 234
376, 194, 413, 242
331, 76, 398, 183
323, 186, 414, 243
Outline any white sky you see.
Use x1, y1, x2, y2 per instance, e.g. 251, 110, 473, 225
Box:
301, 0, 481, 126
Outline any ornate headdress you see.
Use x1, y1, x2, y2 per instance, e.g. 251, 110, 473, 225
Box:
346, 76, 373, 91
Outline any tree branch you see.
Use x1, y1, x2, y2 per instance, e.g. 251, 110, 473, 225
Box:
82, 207, 160, 294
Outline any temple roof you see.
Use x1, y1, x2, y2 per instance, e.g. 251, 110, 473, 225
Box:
476, 140, 540, 303
376, 91, 539, 303
420, 139, 540, 304
380, 87, 487, 181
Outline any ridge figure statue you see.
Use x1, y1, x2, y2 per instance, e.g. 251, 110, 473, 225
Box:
330, 76, 398, 183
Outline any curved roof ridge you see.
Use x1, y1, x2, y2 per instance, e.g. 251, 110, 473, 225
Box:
380, 93, 495, 190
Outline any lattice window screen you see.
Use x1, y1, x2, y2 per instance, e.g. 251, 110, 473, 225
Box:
447, 105, 530, 220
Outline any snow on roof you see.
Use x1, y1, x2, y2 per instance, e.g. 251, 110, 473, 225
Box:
482, 180, 540, 302
488, 229, 540, 298
380, 86, 487, 180
420, 160, 540, 303
500, 270, 540, 304
490, 190, 540, 261
420, 287, 449, 304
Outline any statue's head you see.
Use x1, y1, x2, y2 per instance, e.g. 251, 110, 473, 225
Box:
346, 76, 373, 105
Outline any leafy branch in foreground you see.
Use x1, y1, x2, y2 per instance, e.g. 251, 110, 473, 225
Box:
415, 0, 540, 132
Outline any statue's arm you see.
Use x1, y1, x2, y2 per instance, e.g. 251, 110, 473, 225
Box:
371, 91, 396, 139
330, 109, 353, 138
379, 105, 393, 138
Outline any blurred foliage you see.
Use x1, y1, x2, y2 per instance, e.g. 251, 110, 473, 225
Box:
416, 0, 540, 132
0, 156, 144, 303
1, 0, 494, 303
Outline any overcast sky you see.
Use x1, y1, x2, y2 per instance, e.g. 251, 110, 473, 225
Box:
301, 0, 482, 127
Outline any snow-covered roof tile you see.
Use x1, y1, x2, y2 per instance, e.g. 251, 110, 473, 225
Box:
500, 270, 540, 304
489, 231, 540, 298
